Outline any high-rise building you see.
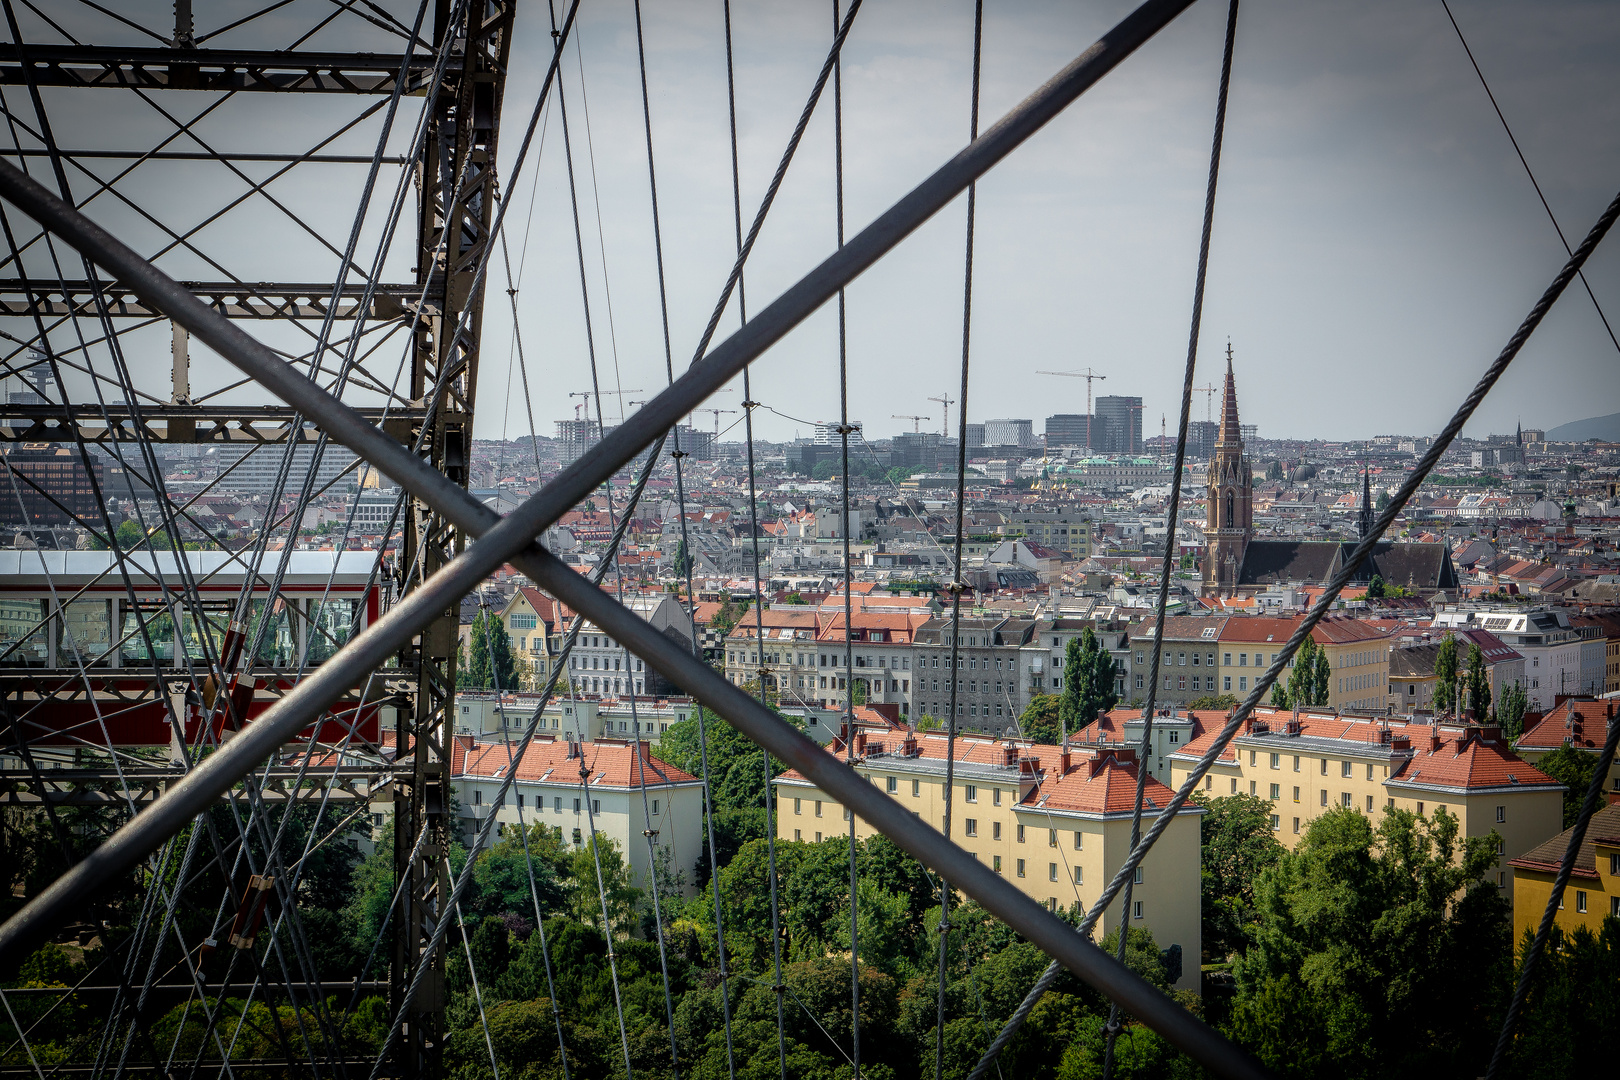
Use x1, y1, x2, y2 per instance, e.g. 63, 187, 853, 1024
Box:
7, 356, 50, 406
1044, 413, 1104, 449
814, 421, 862, 445
214, 442, 361, 495
983, 418, 1035, 448
964, 423, 985, 448
675, 425, 715, 461
1095, 396, 1143, 455
0, 446, 104, 527
556, 418, 600, 465
1185, 420, 1218, 460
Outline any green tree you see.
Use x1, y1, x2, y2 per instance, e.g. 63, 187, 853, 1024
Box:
1466, 642, 1492, 720
1229, 806, 1510, 1079
1434, 635, 1459, 714
1285, 638, 1330, 708
810, 460, 837, 481
1536, 744, 1597, 828
1503, 919, 1620, 1079
1196, 793, 1285, 961
1018, 694, 1062, 744
1497, 681, 1530, 739
1365, 574, 1385, 599
1265, 460, 1284, 482
463, 609, 517, 691
1187, 693, 1239, 712
567, 834, 642, 934
783, 591, 806, 605
1059, 626, 1117, 737
1310, 646, 1332, 707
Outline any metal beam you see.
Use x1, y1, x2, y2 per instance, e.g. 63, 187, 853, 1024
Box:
0, 404, 425, 443
0, 44, 438, 93
0, 279, 428, 319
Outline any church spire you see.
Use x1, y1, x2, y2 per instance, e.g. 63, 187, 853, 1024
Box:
1219, 341, 1241, 446
1359, 464, 1372, 540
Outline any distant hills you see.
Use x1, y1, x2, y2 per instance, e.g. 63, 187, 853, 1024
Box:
1546, 412, 1620, 442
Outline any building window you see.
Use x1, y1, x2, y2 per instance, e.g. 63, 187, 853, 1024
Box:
1133, 901, 1144, 920
1496, 805, 1506, 823
1049, 863, 1059, 882
1342, 792, 1352, 808
1223, 676, 1232, 690
993, 822, 1002, 841
573, 798, 581, 814
1249, 781, 1257, 796
1133, 866, 1144, 885
886, 776, 897, 793
795, 829, 802, 841
1366, 795, 1374, 813
1271, 814, 1280, 831
1049, 830, 1058, 848
555, 797, 562, 812
1293, 755, 1301, 772
1320, 790, 1328, 807
912, 779, 921, 796
473, 790, 482, 805
1206, 776, 1214, 791
1270, 753, 1280, 769
993, 855, 1002, 873
965, 785, 978, 803
965, 819, 978, 837
794, 798, 802, 815
1074, 866, 1083, 884
815, 800, 823, 817
1270, 784, 1280, 800
1576, 891, 1588, 914
993, 788, 1002, 806
1417, 802, 1424, 816
1073, 831, 1083, 850
1341, 761, 1352, 778
1231, 778, 1238, 795
1017, 859, 1026, 877
1292, 817, 1301, 834
1017, 824, 1026, 843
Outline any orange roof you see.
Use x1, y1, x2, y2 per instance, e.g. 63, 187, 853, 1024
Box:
1218, 615, 1390, 646
454, 736, 698, 789
1514, 697, 1616, 753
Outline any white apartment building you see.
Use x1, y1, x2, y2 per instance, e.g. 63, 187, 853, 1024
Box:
1433, 608, 1582, 711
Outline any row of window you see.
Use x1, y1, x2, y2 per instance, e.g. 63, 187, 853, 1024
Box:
571, 654, 643, 671
467, 792, 662, 816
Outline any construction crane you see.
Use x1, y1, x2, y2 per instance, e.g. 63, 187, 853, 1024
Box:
892, 414, 929, 433
696, 407, 738, 434
927, 393, 955, 437
1035, 368, 1106, 452
1191, 383, 1219, 422
570, 388, 644, 422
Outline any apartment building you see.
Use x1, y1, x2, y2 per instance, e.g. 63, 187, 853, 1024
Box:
725, 605, 926, 715
914, 615, 1037, 732
773, 731, 1202, 989
563, 592, 694, 698
1386, 629, 1524, 714
1003, 511, 1093, 558
1023, 618, 1131, 703
1124, 616, 1230, 707
1509, 803, 1620, 942
451, 735, 704, 898
454, 692, 699, 741
1167, 708, 1563, 911
500, 586, 565, 689
1216, 616, 1391, 712
1433, 608, 1582, 711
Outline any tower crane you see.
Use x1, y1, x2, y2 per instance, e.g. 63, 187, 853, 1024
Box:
1191, 383, 1218, 423
569, 388, 645, 422
696, 407, 738, 435
1035, 368, 1106, 452
927, 393, 955, 437
891, 414, 929, 433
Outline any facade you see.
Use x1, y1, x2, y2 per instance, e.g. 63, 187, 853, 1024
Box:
453, 692, 698, 741
724, 606, 926, 715
773, 732, 1203, 989
1004, 511, 1093, 558
1509, 803, 1620, 942
913, 615, 1037, 732
565, 593, 694, 698
1, 446, 109, 528
1044, 414, 1096, 449
1386, 629, 1525, 714
213, 442, 360, 495
1124, 616, 1231, 707
1095, 396, 1143, 455
1167, 709, 1563, 912
452, 735, 704, 898
1216, 616, 1392, 713
983, 418, 1036, 448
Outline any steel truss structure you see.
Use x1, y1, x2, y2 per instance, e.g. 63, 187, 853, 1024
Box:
0, 1, 1613, 1079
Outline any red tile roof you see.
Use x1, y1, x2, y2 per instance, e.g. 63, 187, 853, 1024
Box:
1514, 697, 1617, 753
453, 736, 698, 789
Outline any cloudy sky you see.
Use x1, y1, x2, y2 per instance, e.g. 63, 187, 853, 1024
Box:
475, 0, 1620, 447
10, 0, 1620, 446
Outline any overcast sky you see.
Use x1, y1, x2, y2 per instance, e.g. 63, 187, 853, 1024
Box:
10, 0, 1620, 447
476, 0, 1620, 447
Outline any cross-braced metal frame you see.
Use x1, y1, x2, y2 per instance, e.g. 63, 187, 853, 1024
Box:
1, 0, 1613, 1078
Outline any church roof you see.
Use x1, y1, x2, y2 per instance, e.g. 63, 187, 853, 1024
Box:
1236, 540, 1457, 590
1219, 351, 1241, 445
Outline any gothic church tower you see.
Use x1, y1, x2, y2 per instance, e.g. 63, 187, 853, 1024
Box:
1203, 347, 1251, 595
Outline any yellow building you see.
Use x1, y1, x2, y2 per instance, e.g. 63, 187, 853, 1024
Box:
1216, 615, 1391, 712
500, 586, 566, 690
773, 730, 1203, 990
1165, 708, 1563, 913
1508, 803, 1620, 942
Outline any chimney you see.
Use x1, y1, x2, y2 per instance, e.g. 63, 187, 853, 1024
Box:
1002, 744, 1019, 767
854, 731, 868, 756
1059, 750, 1073, 774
